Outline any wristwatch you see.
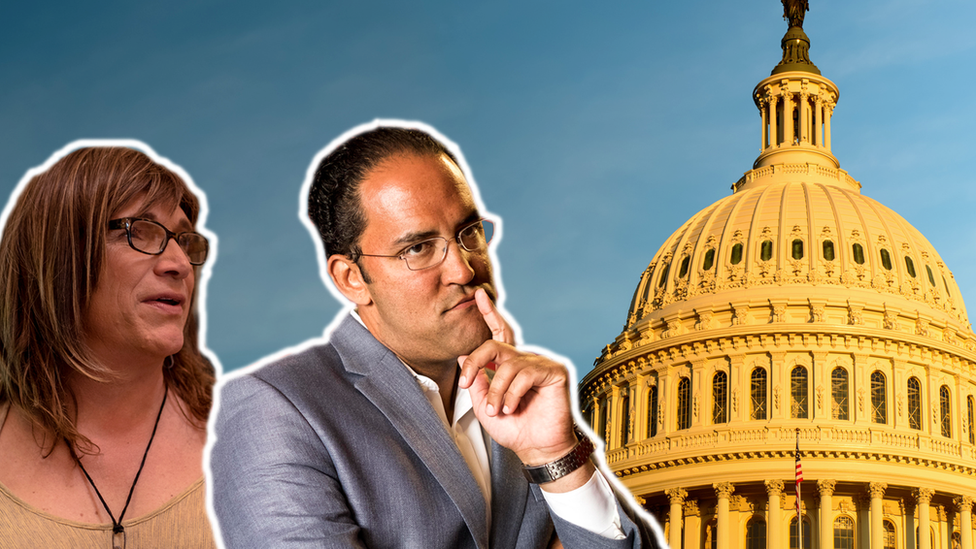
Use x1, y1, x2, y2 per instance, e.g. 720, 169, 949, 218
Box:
521, 426, 595, 484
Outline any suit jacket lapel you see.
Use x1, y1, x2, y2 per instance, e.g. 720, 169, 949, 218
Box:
332, 315, 490, 549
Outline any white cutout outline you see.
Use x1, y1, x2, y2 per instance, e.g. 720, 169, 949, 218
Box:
204, 119, 664, 548
1, 138, 220, 370
1, 138, 223, 534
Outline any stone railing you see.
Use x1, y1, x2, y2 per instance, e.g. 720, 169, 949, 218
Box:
732, 163, 860, 192
604, 423, 970, 466
927, 436, 961, 457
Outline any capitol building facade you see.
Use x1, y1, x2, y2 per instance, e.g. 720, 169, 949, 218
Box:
579, 8, 976, 549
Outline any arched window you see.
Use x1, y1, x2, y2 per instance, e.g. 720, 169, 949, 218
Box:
917, 526, 938, 549
790, 516, 812, 549
751, 368, 768, 420
647, 383, 659, 438
791, 366, 808, 419
883, 520, 896, 549
871, 371, 887, 424
760, 240, 773, 261
941, 385, 952, 438
792, 239, 804, 260
831, 367, 849, 420
880, 249, 893, 270
746, 517, 766, 549
703, 249, 715, 271
968, 396, 974, 445
620, 390, 630, 446
731, 243, 743, 265
905, 256, 917, 278
823, 240, 835, 261
597, 396, 608, 442
908, 377, 922, 430
927, 265, 936, 286
706, 519, 717, 549
678, 256, 690, 278
712, 371, 728, 424
833, 515, 854, 549
677, 377, 691, 430
852, 243, 865, 264
657, 263, 670, 287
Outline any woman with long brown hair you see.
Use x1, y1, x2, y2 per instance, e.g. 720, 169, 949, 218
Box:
0, 144, 217, 548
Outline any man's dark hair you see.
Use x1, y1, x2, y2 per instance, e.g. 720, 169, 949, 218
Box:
307, 126, 459, 265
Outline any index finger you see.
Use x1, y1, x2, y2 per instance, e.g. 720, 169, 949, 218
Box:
476, 288, 514, 345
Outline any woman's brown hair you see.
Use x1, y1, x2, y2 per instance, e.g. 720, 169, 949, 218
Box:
0, 147, 215, 453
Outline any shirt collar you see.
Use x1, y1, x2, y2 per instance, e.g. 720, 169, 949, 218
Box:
350, 308, 474, 426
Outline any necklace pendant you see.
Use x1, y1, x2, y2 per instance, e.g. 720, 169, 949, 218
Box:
112, 528, 125, 549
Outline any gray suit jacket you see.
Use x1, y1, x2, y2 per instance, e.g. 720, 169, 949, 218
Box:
210, 315, 659, 549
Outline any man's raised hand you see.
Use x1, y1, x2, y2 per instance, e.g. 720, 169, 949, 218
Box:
457, 289, 577, 468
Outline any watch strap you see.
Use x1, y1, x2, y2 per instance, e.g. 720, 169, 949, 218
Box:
521, 426, 595, 484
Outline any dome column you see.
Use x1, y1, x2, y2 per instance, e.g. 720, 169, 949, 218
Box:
782, 86, 795, 146
666, 488, 687, 549
595, 393, 608, 443
818, 480, 836, 549
798, 88, 809, 144
760, 97, 769, 150
590, 395, 601, 436
955, 496, 974, 549
765, 480, 784, 549
729, 354, 746, 422
692, 359, 707, 429
769, 95, 779, 149
813, 95, 823, 148
824, 103, 833, 149
813, 352, 829, 417
853, 354, 871, 426
636, 373, 649, 441
609, 384, 622, 449
939, 506, 949, 549
916, 488, 934, 549
659, 369, 673, 438
714, 482, 735, 549
868, 482, 887, 549
809, 95, 816, 146
771, 352, 787, 420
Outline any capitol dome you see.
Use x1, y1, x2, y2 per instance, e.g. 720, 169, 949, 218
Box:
580, 7, 976, 549
623, 168, 970, 341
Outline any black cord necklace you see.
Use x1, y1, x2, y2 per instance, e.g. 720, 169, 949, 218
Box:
70, 385, 168, 549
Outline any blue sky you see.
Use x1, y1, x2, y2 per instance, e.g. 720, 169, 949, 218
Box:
2, 0, 974, 377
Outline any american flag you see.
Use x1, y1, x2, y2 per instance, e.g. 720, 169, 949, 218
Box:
795, 432, 803, 513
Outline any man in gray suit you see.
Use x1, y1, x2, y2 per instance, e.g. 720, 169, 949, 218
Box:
209, 122, 661, 548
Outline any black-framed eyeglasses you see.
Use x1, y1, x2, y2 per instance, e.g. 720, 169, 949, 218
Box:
108, 217, 209, 265
355, 218, 494, 271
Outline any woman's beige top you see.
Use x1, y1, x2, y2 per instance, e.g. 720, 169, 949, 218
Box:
0, 402, 217, 548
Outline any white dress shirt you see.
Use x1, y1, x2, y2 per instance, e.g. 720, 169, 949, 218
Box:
352, 308, 625, 539
407, 368, 624, 539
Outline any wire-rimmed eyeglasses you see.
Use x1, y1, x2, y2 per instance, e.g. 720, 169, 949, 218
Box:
108, 217, 210, 265
355, 218, 494, 271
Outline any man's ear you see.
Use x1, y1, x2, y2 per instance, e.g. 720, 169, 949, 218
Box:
328, 255, 372, 306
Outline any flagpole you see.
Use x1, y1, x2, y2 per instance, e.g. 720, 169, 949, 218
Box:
795, 428, 802, 549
